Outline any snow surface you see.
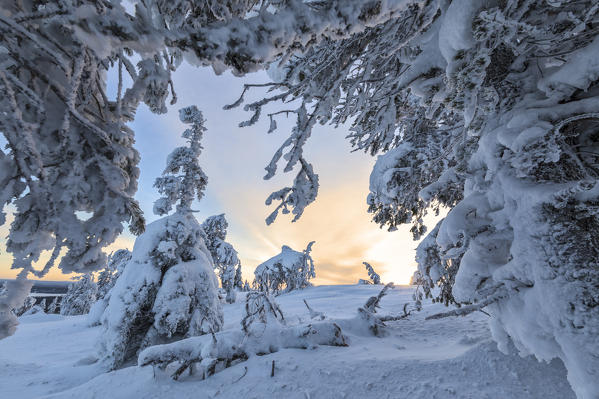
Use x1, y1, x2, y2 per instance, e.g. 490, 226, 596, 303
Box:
0, 285, 575, 398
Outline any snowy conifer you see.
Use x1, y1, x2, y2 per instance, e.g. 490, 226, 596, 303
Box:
254, 242, 316, 293
363, 262, 381, 285
201, 214, 241, 303
60, 274, 97, 316
98, 106, 222, 369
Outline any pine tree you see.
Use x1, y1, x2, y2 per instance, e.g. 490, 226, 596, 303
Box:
98, 106, 222, 370
201, 214, 241, 303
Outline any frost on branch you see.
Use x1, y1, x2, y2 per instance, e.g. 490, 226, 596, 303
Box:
253, 241, 316, 293
201, 214, 241, 303
138, 292, 347, 381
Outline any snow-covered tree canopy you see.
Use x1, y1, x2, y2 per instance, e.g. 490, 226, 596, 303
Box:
201, 214, 241, 303
254, 241, 315, 293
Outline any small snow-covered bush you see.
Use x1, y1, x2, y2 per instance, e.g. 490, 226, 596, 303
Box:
254, 242, 316, 293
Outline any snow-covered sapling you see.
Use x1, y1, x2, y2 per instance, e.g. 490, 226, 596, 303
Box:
88, 249, 132, 326
47, 297, 60, 315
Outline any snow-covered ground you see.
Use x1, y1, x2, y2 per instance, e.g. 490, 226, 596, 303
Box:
0, 285, 575, 398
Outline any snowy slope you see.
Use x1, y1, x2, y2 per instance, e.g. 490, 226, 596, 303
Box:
0, 285, 575, 398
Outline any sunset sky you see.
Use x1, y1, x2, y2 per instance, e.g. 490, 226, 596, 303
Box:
0, 64, 438, 285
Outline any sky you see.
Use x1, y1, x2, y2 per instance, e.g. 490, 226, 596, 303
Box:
0, 63, 440, 285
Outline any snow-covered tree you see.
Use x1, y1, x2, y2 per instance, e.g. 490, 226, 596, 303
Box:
201, 214, 241, 303
254, 242, 315, 293
60, 274, 97, 316
98, 106, 222, 370
363, 262, 381, 285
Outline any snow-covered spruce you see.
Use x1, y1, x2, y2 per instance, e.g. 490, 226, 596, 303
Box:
98, 106, 222, 369
253, 242, 316, 294
201, 214, 241, 303
363, 262, 381, 285
138, 292, 347, 380
60, 273, 97, 316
